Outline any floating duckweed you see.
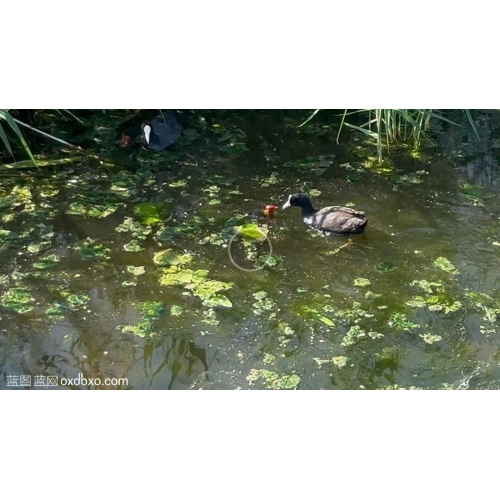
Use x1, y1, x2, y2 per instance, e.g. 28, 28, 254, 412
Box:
33, 254, 60, 270
263, 353, 276, 364
115, 217, 152, 240
66, 294, 90, 310
444, 301, 462, 314
170, 305, 183, 316
341, 325, 367, 346
428, 304, 443, 312
140, 301, 167, 321
376, 262, 395, 273
126, 266, 145, 276
246, 369, 300, 389
434, 257, 460, 275
405, 296, 427, 308
319, 316, 335, 327
133, 202, 171, 226
169, 179, 188, 188
354, 278, 371, 287
198, 233, 226, 246
66, 201, 119, 218
160, 265, 233, 308
420, 333, 442, 344
461, 183, 484, 204
390, 312, 420, 331
153, 249, 193, 267
123, 240, 144, 252
1, 287, 35, 314
332, 356, 349, 368
46, 303, 65, 318
202, 308, 219, 325
253, 291, 276, 315
411, 280, 443, 294
70, 239, 111, 259
27, 241, 52, 254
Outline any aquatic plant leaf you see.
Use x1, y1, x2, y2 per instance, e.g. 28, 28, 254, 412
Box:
202, 294, 232, 308
127, 266, 145, 276
33, 254, 60, 270
27, 241, 52, 254
236, 223, 267, 242
354, 278, 371, 287
123, 240, 144, 252
319, 316, 335, 327
461, 183, 483, 203
140, 301, 167, 321
70, 239, 111, 259
389, 312, 420, 331
170, 305, 183, 316
133, 202, 170, 226
434, 257, 460, 275
66, 294, 90, 310
420, 333, 442, 344
274, 374, 301, 389
332, 356, 348, 368
376, 262, 395, 273
1, 287, 35, 314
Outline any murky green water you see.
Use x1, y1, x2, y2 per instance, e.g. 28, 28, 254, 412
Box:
2, 110, 500, 389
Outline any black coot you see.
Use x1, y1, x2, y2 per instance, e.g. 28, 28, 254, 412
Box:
119, 110, 182, 151
282, 193, 368, 234
141, 110, 182, 151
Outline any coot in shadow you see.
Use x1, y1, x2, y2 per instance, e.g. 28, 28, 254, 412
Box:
141, 110, 182, 151
119, 110, 182, 151
282, 193, 368, 234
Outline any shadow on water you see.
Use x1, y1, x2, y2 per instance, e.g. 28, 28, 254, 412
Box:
2, 109, 500, 389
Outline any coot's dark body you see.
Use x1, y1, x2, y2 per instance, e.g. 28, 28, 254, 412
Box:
142, 110, 182, 151
119, 110, 182, 151
282, 193, 368, 234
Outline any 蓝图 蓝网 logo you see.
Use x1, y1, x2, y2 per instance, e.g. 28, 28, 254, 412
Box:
5, 374, 128, 387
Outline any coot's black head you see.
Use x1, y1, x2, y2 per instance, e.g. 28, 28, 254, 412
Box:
282, 193, 312, 210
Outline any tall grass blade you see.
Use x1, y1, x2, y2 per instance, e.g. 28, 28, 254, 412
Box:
0, 109, 39, 169
462, 110, 480, 139
298, 109, 320, 128
0, 122, 14, 157
13, 118, 82, 150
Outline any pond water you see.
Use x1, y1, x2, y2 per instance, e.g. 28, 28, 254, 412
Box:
1, 110, 500, 390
